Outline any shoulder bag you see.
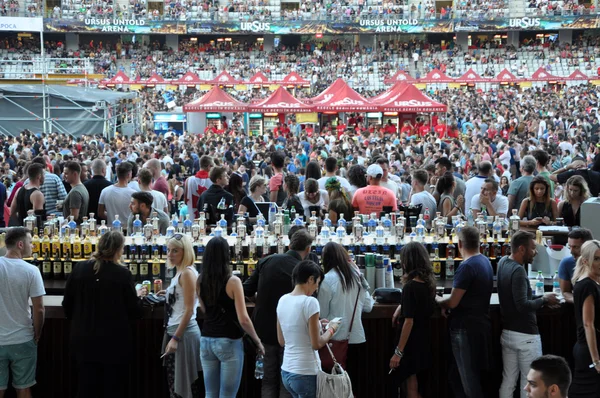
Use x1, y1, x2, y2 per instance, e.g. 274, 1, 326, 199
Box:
315, 345, 354, 398
318, 287, 360, 373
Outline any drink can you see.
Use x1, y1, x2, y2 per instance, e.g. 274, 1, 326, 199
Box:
153, 279, 163, 293
365, 253, 375, 268
142, 280, 152, 294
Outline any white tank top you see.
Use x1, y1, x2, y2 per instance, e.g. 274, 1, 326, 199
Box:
166, 265, 199, 327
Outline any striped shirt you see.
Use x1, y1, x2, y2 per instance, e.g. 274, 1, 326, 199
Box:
25, 172, 67, 216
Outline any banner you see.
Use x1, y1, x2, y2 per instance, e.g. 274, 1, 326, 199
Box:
0, 16, 43, 32
43, 14, 600, 34
44, 18, 186, 34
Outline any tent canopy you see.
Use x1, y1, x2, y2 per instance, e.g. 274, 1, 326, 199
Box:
384, 70, 415, 84
104, 71, 134, 85
183, 86, 248, 112
455, 68, 487, 83
309, 78, 347, 103
421, 69, 454, 83
208, 71, 242, 85
277, 72, 310, 86
312, 79, 376, 112
372, 82, 408, 104
143, 73, 166, 86
171, 71, 204, 85
566, 69, 590, 81
377, 83, 447, 112
494, 68, 520, 83
249, 86, 313, 113
247, 72, 273, 85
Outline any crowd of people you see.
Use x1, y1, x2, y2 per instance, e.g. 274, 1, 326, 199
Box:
0, 66, 600, 397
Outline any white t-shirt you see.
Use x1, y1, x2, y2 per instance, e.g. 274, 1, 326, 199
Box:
470, 193, 509, 216
317, 176, 352, 193
464, 176, 488, 216
409, 190, 437, 216
98, 185, 137, 225
148, 189, 168, 212
0, 258, 45, 345
277, 294, 320, 375
298, 190, 329, 220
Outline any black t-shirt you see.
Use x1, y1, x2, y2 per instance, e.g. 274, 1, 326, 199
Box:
574, 277, 600, 345
240, 195, 260, 218
449, 254, 494, 329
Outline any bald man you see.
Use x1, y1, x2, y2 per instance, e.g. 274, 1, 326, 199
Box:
144, 159, 169, 198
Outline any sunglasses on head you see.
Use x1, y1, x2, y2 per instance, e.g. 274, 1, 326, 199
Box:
171, 233, 183, 241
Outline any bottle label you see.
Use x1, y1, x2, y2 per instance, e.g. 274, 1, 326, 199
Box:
43, 261, 51, 273
140, 264, 149, 276
152, 263, 160, 277
433, 261, 441, 274
53, 262, 62, 275
64, 262, 72, 275
130, 263, 138, 275
84, 243, 93, 256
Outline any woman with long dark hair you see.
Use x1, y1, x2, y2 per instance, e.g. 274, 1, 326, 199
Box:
518, 175, 558, 227
305, 160, 322, 181
198, 237, 264, 397
389, 242, 436, 398
347, 164, 367, 198
318, 242, 374, 380
62, 231, 144, 398
226, 173, 245, 214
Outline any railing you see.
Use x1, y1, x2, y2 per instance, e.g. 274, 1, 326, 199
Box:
0, 58, 93, 80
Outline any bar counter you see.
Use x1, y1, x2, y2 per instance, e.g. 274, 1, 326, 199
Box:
16, 294, 576, 398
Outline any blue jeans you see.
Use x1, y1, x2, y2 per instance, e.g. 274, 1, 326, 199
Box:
200, 337, 244, 398
281, 370, 317, 398
449, 328, 484, 398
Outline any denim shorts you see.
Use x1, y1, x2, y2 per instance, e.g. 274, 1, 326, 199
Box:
0, 339, 38, 389
281, 370, 317, 398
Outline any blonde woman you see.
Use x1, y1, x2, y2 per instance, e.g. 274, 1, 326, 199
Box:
160, 234, 202, 398
63, 231, 145, 398
569, 240, 600, 397
558, 175, 590, 227
238, 175, 267, 218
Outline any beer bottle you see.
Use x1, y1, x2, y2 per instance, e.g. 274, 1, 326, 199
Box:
31, 228, 41, 258
42, 252, 52, 279
53, 255, 63, 280
63, 249, 73, 280
83, 235, 93, 258
72, 230, 83, 259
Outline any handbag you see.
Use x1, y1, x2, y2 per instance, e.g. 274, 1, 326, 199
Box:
315, 345, 354, 398
217, 303, 258, 351
372, 288, 403, 304
318, 288, 360, 372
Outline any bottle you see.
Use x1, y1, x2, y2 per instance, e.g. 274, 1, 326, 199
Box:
432, 245, 441, 279
32, 229, 40, 258
375, 220, 385, 245
424, 207, 431, 229
446, 248, 455, 280
255, 354, 264, 379
166, 217, 176, 238
395, 213, 405, 241
152, 212, 160, 237
184, 214, 193, 235
72, 231, 82, 259
552, 272, 561, 295
277, 236, 285, 254
112, 215, 122, 233
41, 232, 51, 258
320, 221, 331, 245
273, 213, 283, 237
502, 234, 512, 256
477, 215, 487, 237
268, 203, 277, 230
98, 220, 108, 236
68, 216, 77, 237
255, 220, 265, 248
133, 214, 143, 236
24, 210, 36, 231
88, 213, 97, 237
218, 214, 228, 236
493, 216, 503, 240
353, 212, 364, 241
535, 271, 545, 296
492, 235, 502, 259
42, 251, 52, 279
151, 250, 161, 280
198, 212, 206, 236
143, 218, 153, 241
63, 249, 73, 279
52, 234, 61, 259
435, 212, 445, 240
367, 214, 377, 235
382, 215, 392, 235
480, 233, 490, 257
236, 216, 246, 240
52, 255, 63, 280
338, 213, 347, 229
81, 217, 90, 238
415, 216, 425, 239
336, 219, 346, 241
83, 235, 93, 257
510, 209, 520, 234
385, 258, 394, 288
213, 220, 223, 238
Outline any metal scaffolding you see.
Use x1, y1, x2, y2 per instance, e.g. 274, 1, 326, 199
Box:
0, 58, 141, 138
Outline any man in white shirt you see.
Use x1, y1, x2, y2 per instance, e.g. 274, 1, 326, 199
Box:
375, 157, 402, 204
471, 178, 508, 219
138, 168, 169, 214
98, 162, 137, 229
409, 169, 437, 217
0, 228, 45, 396
464, 161, 494, 215
318, 157, 352, 192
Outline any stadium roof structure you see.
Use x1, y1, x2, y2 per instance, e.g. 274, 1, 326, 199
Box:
376, 83, 447, 113
312, 79, 377, 112
247, 72, 273, 86
276, 72, 310, 86
183, 86, 248, 112
248, 86, 314, 113
171, 71, 205, 86
529, 67, 563, 82
384, 70, 415, 84
421, 69, 454, 83
493, 68, 521, 83
455, 68, 488, 83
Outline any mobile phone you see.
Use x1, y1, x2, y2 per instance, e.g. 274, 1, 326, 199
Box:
330, 317, 342, 324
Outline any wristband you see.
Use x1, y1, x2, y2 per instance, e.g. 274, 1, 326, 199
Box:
328, 328, 335, 337
394, 347, 404, 358
171, 335, 181, 342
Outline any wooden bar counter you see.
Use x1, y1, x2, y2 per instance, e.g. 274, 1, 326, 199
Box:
11, 294, 576, 398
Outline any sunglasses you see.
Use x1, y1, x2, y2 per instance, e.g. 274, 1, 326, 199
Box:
171, 233, 183, 241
